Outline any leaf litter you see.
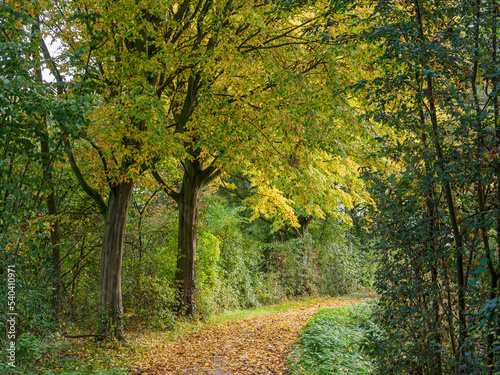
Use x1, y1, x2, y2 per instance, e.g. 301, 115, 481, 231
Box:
134, 297, 364, 375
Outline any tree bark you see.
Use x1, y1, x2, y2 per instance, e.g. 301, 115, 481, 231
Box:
296, 215, 313, 238
413, 0, 467, 355
41, 138, 62, 325
175, 158, 203, 316
98, 179, 134, 341
32, 18, 63, 327
155, 149, 220, 316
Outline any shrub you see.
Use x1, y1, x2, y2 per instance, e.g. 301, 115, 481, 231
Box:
0, 331, 70, 375
122, 274, 176, 330
288, 301, 378, 375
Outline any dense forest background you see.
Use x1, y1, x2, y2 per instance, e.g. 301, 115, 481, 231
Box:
2, 0, 500, 374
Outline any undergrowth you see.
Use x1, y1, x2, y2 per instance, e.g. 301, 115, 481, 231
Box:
288, 300, 381, 375
0, 294, 370, 374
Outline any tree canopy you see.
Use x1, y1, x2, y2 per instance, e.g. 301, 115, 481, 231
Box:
3, 0, 500, 373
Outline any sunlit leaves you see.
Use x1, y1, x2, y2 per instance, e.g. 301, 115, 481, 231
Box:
140, 298, 363, 375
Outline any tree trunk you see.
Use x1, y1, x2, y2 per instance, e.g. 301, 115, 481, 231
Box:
297, 215, 312, 238
41, 139, 62, 326
98, 180, 134, 341
427, 189, 443, 375
413, 0, 467, 354
175, 157, 203, 316
32, 25, 62, 326
165, 145, 221, 316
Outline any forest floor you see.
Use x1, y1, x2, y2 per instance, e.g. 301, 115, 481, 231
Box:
132, 296, 366, 375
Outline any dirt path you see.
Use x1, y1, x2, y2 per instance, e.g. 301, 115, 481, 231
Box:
136, 298, 364, 375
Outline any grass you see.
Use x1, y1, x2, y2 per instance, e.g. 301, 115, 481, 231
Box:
208, 295, 352, 325
0, 293, 371, 375
288, 299, 380, 375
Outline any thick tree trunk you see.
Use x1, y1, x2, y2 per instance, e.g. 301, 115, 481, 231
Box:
98, 180, 134, 341
175, 158, 203, 316
167, 147, 220, 316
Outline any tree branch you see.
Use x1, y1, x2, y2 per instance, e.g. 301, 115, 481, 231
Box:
89, 141, 112, 189
151, 171, 182, 203
33, 16, 64, 93
201, 168, 221, 187
63, 333, 106, 339
64, 140, 107, 216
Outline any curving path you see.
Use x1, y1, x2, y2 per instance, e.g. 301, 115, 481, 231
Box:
136, 298, 364, 375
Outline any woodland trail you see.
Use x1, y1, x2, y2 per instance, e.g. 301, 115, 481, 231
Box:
136, 297, 364, 375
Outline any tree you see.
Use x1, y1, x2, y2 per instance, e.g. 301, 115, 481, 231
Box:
21, 0, 171, 339
148, 0, 375, 315
0, 1, 70, 333
9, 0, 378, 338
358, 0, 500, 372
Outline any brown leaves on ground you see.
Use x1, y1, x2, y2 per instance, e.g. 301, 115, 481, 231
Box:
136, 298, 364, 375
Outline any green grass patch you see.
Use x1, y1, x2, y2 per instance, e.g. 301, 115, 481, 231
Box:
207, 294, 366, 325
288, 300, 380, 375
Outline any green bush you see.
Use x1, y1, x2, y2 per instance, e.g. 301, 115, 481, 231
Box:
255, 271, 287, 306
122, 274, 176, 330
272, 236, 320, 297
0, 332, 71, 375
288, 301, 379, 375
122, 201, 178, 329
196, 232, 223, 316
319, 243, 367, 296
196, 195, 278, 313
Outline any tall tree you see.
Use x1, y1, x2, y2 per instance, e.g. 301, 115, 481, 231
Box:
16, 0, 378, 335
0, 1, 68, 333
149, 0, 373, 315
358, 0, 500, 371
24, 0, 170, 339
